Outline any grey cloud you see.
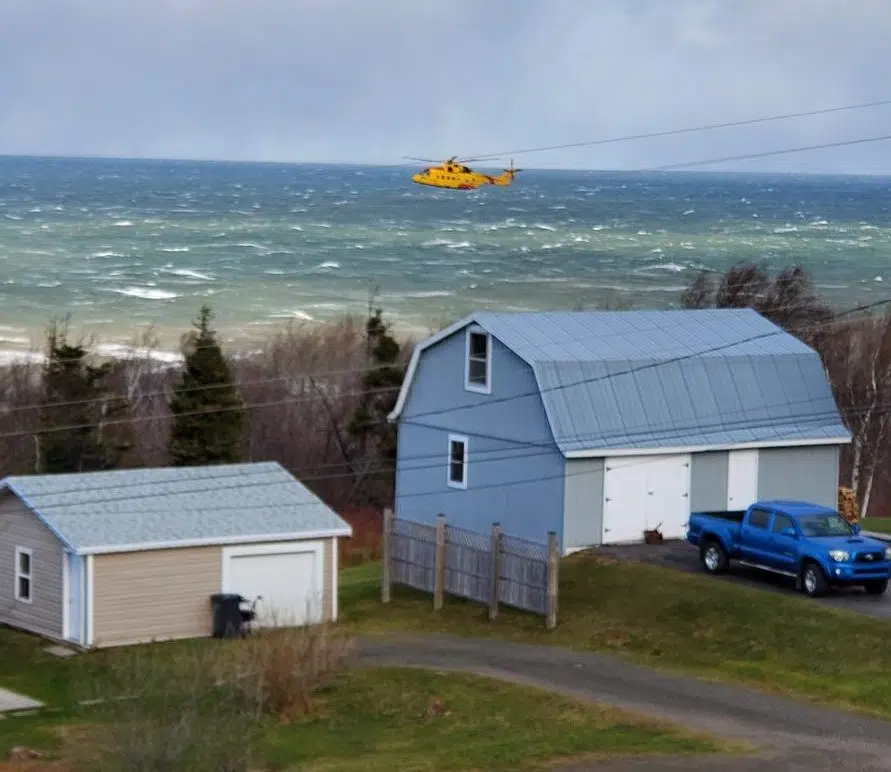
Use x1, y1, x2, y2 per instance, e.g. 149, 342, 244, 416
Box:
1, 0, 890, 173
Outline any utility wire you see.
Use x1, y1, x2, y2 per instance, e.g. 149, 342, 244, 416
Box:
1, 385, 883, 525
0, 296, 882, 440
396, 297, 891, 425
457, 98, 891, 162
647, 134, 891, 172
0, 295, 856, 416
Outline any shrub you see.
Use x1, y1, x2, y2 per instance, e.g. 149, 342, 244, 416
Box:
226, 623, 355, 723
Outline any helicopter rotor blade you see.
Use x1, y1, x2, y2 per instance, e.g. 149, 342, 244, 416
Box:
403, 156, 442, 163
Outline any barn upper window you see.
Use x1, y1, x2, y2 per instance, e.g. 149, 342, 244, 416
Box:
448, 434, 468, 489
465, 327, 491, 394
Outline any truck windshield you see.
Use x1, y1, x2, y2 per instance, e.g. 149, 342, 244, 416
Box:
797, 513, 855, 537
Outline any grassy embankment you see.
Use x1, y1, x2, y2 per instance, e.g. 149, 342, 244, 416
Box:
865, 517, 891, 535
337, 550, 891, 720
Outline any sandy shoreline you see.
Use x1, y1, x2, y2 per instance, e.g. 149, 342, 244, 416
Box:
0, 314, 432, 366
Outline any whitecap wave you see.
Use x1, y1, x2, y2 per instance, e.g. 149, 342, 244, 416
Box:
163, 268, 214, 281
109, 287, 179, 300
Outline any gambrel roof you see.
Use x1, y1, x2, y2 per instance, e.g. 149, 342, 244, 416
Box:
389, 308, 851, 456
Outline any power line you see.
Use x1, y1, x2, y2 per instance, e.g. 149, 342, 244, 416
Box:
0, 328, 883, 498
648, 134, 891, 172
0, 378, 867, 497
0, 294, 856, 417
0, 296, 883, 443
457, 98, 891, 162
0, 383, 404, 441
396, 297, 891, 425
0, 360, 406, 416
0, 386, 883, 526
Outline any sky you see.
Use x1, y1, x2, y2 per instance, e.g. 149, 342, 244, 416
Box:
2, 0, 891, 173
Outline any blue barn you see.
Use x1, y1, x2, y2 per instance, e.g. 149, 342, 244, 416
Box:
388, 309, 851, 554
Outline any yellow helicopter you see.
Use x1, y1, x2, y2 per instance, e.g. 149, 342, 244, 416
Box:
405, 155, 523, 190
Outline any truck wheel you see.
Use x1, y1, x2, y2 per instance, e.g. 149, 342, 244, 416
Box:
799, 562, 828, 598
864, 579, 889, 595
700, 540, 728, 574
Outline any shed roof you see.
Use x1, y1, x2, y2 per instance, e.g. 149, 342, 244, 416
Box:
0, 462, 352, 554
390, 308, 851, 455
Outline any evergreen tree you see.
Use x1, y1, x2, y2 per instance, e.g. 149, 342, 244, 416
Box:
348, 307, 404, 478
168, 305, 246, 466
37, 321, 132, 474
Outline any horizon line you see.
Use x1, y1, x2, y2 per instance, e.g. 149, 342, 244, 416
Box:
0, 151, 889, 178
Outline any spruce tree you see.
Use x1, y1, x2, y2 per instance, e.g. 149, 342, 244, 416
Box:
37, 321, 132, 473
168, 305, 246, 466
348, 307, 404, 481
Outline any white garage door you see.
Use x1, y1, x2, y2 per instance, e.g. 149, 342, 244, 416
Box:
602, 454, 691, 544
224, 542, 323, 627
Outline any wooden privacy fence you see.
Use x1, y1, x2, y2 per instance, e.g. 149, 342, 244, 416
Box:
380, 509, 559, 629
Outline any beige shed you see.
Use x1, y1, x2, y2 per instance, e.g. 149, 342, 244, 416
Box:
0, 461, 352, 649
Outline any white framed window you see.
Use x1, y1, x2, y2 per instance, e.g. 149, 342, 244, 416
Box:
465, 327, 491, 394
448, 434, 468, 489
14, 547, 32, 604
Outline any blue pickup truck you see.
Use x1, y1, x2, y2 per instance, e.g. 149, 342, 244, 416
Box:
686, 500, 891, 597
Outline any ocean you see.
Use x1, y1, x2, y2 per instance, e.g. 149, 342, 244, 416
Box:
1, 154, 890, 362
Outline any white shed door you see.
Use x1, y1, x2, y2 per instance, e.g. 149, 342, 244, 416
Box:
227, 547, 322, 627
603, 454, 691, 543
642, 454, 691, 539
602, 457, 648, 543
727, 449, 759, 510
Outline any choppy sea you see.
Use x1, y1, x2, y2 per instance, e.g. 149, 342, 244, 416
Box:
1, 154, 890, 362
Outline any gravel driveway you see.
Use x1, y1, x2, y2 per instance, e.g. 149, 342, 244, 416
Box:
359, 634, 891, 771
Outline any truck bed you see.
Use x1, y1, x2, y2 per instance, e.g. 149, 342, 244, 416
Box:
691, 510, 746, 523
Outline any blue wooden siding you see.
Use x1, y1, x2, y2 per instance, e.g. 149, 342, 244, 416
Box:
757, 446, 840, 509
395, 328, 565, 545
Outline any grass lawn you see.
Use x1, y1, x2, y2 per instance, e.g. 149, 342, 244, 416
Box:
0, 627, 729, 771
864, 517, 891, 535
338, 552, 891, 720
263, 667, 729, 771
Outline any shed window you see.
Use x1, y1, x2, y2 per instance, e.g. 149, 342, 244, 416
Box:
448, 435, 468, 488
465, 329, 490, 392
14, 547, 32, 603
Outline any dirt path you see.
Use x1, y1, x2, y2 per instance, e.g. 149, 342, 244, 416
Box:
357, 634, 891, 771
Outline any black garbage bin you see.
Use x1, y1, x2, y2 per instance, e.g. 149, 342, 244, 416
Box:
210, 593, 245, 639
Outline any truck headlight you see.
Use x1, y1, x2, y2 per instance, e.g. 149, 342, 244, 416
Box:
885, 547, 891, 561
829, 550, 850, 562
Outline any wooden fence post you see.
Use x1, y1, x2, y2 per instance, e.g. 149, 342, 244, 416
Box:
546, 531, 558, 630
489, 522, 502, 621
434, 513, 446, 611
381, 508, 392, 604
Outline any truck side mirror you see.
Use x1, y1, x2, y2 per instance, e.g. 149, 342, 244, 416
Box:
782, 527, 797, 539
852, 523, 861, 535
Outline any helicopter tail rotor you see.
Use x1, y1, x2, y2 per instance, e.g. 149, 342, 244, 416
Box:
504, 158, 523, 175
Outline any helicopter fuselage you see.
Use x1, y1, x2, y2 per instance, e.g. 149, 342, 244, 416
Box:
411, 162, 515, 190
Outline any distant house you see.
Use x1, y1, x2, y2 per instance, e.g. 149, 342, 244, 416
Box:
0, 462, 351, 649
388, 309, 850, 553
